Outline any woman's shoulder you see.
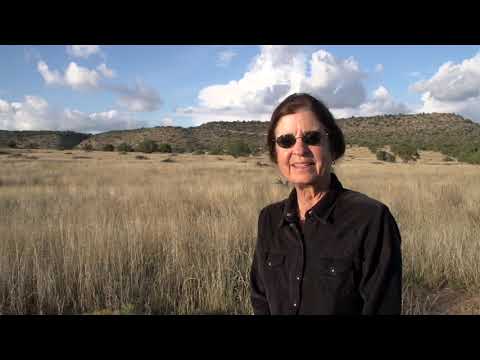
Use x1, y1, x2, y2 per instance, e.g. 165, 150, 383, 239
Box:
259, 200, 286, 221
337, 188, 391, 216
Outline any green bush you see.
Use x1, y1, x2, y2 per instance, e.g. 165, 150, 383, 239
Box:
391, 143, 420, 162
82, 143, 94, 152
193, 149, 205, 155
136, 139, 158, 153
158, 143, 172, 153
376, 150, 396, 163
226, 140, 251, 158
117, 143, 133, 152
102, 144, 115, 152
209, 146, 224, 155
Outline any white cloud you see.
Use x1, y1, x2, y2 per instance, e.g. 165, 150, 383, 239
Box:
217, 50, 237, 67
411, 53, 480, 102
410, 52, 480, 122
36, 60, 160, 113
64, 62, 101, 89
331, 86, 410, 118
37, 61, 64, 86
38, 61, 107, 90
66, 45, 102, 59
161, 117, 174, 126
177, 46, 371, 124
97, 63, 116, 78
375, 64, 384, 73
0, 96, 148, 133
114, 81, 162, 112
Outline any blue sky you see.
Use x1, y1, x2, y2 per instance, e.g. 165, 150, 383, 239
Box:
1, 45, 480, 133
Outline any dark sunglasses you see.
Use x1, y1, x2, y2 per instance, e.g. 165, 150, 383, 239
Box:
274, 130, 328, 149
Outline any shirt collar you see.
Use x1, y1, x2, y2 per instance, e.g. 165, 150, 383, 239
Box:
278, 172, 344, 228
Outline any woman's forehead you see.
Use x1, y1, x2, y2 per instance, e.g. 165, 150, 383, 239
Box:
275, 111, 324, 133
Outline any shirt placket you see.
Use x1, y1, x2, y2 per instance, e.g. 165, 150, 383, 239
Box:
285, 221, 305, 315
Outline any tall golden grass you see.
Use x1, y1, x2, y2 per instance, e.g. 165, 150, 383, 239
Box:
0, 149, 479, 314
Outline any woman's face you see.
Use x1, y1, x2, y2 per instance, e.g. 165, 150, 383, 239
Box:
274, 110, 333, 187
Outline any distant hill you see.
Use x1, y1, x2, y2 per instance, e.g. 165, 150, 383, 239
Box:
0, 130, 91, 150
1, 113, 480, 163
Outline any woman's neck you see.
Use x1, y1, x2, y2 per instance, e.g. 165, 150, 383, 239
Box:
296, 174, 331, 221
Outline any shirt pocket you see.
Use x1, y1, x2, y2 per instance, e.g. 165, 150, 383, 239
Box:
312, 257, 356, 296
265, 252, 286, 268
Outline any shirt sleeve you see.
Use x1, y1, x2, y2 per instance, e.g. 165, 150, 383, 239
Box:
250, 208, 271, 315
359, 205, 402, 315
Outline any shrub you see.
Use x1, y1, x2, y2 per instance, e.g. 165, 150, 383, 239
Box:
27, 142, 39, 149
193, 150, 205, 155
209, 146, 224, 155
117, 143, 133, 152
82, 143, 94, 152
391, 143, 420, 162
376, 150, 396, 163
102, 144, 115, 152
135, 155, 149, 160
136, 139, 158, 153
158, 143, 173, 153
226, 140, 251, 158
7, 140, 16, 148
443, 156, 455, 162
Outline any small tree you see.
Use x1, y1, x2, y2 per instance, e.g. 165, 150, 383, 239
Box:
136, 139, 158, 153
102, 144, 115, 152
209, 145, 224, 155
117, 142, 133, 152
376, 150, 396, 163
82, 143, 93, 152
226, 140, 251, 158
158, 143, 172, 153
391, 143, 420, 163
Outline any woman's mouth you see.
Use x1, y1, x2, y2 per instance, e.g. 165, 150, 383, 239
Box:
291, 162, 315, 169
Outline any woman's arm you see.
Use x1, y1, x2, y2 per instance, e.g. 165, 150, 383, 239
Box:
359, 205, 402, 315
250, 208, 270, 315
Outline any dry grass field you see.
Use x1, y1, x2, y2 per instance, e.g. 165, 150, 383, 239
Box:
0, 146, 479, 314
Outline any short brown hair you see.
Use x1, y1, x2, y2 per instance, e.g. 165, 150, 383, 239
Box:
267, 93, 345, 163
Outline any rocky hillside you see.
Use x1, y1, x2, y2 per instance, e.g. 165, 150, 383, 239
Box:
1, 113, 480, 163
0, 130, 90, 150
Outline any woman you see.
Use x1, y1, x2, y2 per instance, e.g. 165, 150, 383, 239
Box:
250, 93, 402, 315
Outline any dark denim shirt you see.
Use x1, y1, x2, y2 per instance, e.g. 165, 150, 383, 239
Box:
250, 173, 402, 315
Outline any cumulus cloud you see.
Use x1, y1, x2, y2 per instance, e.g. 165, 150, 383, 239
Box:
411, 53, 480, 102
217, 50, 237, 67
64, 62, 101, 89
66, 45, 102, 59
38, 61, 108, 90
0, 95, 148, 133
37, 61, 64, 86
113, 81, 162, 112
161, 117, 174, 126
97, 63, 116, 78
176, 45, 372, 124
37, 60, 160, 113
375, 64, 384, 73
332, 86, 410, 118
410, 52, 480, 122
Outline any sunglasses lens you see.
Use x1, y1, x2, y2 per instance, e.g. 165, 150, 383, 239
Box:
303, 131, 322, 145
276, 134, 296, 148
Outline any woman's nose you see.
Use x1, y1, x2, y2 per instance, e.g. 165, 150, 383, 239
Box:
292, 135, 309, 155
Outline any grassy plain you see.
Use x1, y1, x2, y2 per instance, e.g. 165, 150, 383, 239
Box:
0, 146, 479, 314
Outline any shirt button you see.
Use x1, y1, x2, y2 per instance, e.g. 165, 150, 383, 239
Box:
329, 266, 336, 274
268, 261, 272, 266
293, 303, 297, 307
296, 275, 301, 280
